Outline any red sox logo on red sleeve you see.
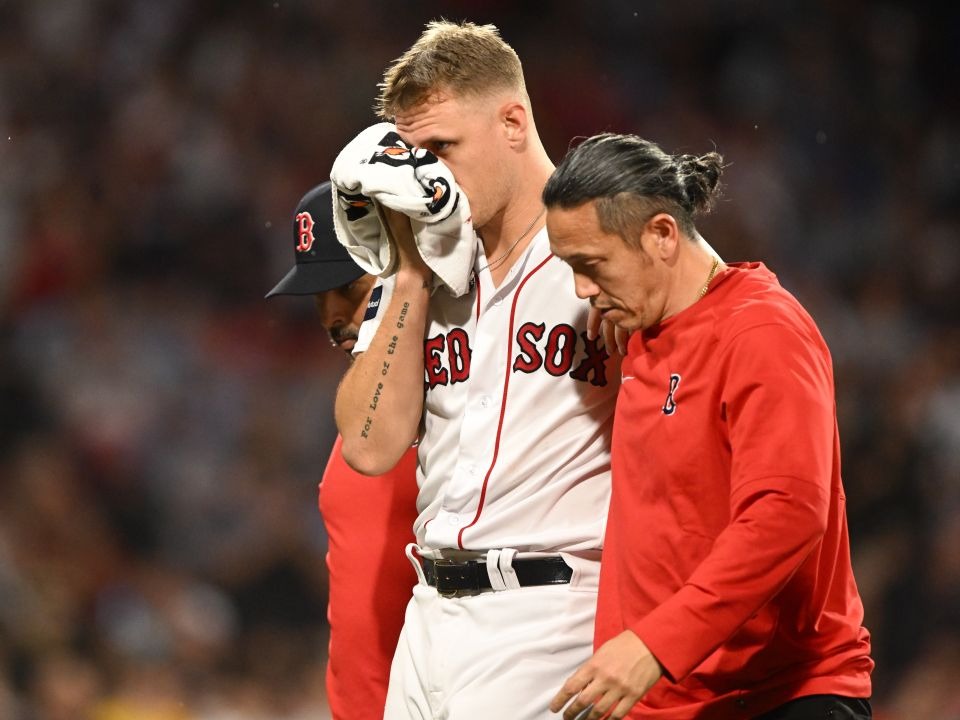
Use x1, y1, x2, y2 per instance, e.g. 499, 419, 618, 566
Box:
662, 373, 682, 415
295, 212, 315, 252
423, 324, 610, 389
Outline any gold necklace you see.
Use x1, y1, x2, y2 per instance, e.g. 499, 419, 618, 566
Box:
479, 207, 546, 273
697, 257, 720, 300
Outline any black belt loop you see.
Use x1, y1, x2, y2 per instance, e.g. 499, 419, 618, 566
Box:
420, 555, 572, 598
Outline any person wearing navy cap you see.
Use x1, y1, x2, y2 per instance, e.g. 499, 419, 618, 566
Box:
267, 181, 419, 720
267, 181, 374, 352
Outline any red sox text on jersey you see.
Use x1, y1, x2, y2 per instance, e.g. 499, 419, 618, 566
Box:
354, 228, 618, 554
424, 325, 610, 389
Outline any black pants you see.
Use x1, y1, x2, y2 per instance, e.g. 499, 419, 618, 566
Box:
753, 694, 872, 719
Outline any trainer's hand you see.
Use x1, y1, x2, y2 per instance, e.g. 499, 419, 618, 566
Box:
550, 630, 663, 720
586, 306, 630, 356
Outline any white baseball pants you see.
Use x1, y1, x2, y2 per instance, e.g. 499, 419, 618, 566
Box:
383, 547, 600, 720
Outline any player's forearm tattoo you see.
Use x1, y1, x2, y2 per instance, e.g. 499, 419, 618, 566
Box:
368, 381, 384, 411
361, 302, 412, 440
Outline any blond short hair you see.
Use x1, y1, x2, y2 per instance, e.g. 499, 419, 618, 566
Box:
376, 20, 527, 119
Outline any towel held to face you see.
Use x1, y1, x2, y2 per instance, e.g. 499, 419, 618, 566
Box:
330, 122, 477, 297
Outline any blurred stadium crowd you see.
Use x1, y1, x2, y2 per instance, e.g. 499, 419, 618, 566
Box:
0, 1, 957, 718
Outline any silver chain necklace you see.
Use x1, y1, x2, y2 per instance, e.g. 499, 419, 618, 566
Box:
478, 206, 546, 273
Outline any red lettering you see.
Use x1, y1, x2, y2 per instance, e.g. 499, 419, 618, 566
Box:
544, 324, 577, 376
570, 331, 609, 386
447, 328, 471, 384
512, 322, 545, 373
424, 334, 449, 389
295, 212, 315, 252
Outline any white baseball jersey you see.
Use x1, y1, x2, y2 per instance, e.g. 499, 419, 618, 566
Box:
356, 227, 619, 554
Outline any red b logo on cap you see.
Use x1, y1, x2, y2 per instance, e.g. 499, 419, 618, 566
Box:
295, 212, 315, 252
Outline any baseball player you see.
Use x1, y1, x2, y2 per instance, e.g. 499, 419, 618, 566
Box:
266, 182, 419, 720
333, 22, 620, 720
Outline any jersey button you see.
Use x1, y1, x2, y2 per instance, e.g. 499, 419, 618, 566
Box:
493, 296, 503, 306
447, 514, 460, 526
480, 395, 491, 408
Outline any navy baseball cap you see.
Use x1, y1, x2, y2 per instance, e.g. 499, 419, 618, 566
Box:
265, 181, 366, 297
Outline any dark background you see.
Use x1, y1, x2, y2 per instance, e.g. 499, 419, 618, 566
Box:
1, 1, 958, 718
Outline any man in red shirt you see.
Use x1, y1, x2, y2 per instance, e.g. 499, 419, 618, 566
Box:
267, 182, 419, 720
542, 135, 873, 720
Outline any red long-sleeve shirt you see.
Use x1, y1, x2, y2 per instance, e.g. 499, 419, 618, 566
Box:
598, 262, 873, 719
319, 437, 419, 720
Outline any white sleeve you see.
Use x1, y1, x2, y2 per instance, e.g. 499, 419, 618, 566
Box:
353, 274, 397, 356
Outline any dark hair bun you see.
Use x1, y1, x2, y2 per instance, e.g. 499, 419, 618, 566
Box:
676, 152, 724, 214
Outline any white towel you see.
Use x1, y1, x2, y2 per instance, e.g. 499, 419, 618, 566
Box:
330, 122, 476, 297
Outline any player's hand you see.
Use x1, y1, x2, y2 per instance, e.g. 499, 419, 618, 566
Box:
586, 305, 630, 356
382, 207, 432, 283
550, 630, 663, 720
